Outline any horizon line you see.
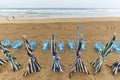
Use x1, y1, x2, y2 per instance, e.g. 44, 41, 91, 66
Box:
0, 7, 120, 9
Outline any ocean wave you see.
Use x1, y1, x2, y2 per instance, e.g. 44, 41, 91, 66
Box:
0, 8, 120, 18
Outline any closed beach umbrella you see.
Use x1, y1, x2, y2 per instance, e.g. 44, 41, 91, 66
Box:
0, 58, 7, 67
69, 31, 89, 78
106, 59, 120, 76
0, 42, 21, 71
51, 34, 63, 72
90, 33, 116, 75
23, 35, 41, 76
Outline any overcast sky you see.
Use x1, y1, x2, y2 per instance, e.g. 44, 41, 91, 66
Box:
0, 0, 120, 8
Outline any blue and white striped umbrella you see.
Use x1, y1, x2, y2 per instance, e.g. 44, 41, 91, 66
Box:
69, 31, 89, 78
23, 35, 41, 76
0, 58, 7, 67
51, 34, 63, 72
106, 58, 120, 76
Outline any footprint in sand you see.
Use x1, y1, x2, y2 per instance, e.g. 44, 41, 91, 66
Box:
77, 26, 79, 29
113, 27, 115, 29
97, 27, 99, 29
63, 27, 65, 30
32, 27, 36, 30
16, 27, 22, 30
106, 27, 109, 29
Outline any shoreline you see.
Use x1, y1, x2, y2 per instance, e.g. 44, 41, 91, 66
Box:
1, 17, 120, 23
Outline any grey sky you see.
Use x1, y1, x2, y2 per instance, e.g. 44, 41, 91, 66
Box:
0, 0, 120, 8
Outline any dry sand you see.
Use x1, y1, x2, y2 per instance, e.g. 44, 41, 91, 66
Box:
0, 18, 120, 80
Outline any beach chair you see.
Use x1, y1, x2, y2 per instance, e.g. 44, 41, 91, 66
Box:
94, 42, 104, 54
112, 42, 120, 53
76, 40, 86, 52
1, 40, 11, 47
11, 40, 23, 51
42, 40, 49, 52
29, 40, 37, 50
58, 41, 64, 53
68, 40, 75, 52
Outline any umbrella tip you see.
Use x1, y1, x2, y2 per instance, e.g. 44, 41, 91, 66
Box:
23, 35, 26, 38
23, 35, 25, 37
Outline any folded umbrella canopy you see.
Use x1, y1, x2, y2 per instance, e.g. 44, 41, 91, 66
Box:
23, 35, 41, 76
69, 28, 90, 78
106, 58, 120, 76
51, 34, 63, 72
90, 33, 116, 75
0, 58, 7, 67
0, 42, 21, 71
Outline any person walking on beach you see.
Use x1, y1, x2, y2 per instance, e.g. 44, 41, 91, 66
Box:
12, 16, 15, 19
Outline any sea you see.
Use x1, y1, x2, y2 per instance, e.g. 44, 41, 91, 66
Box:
0, 8, 120, 19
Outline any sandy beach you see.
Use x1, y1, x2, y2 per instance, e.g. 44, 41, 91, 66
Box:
0, 17, 120, 80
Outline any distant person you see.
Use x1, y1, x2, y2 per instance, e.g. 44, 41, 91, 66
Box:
12, 16, 15, 19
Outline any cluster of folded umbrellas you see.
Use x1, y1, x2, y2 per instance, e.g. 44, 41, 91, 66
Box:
0, 36, 41, 76
0, 26, 120, 78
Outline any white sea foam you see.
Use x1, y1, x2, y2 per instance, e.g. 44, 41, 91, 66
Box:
0, 8, 120, 19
